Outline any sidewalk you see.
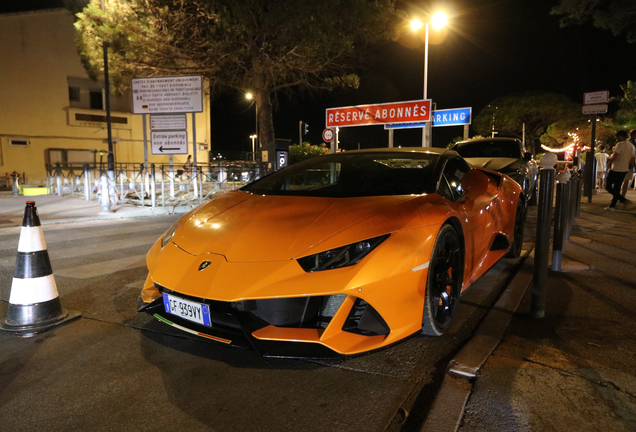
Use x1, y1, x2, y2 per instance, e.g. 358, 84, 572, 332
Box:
0, 191, 196, 225
429, 189, 636, 432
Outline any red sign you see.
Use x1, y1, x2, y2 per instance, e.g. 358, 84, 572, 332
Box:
326, 99, 431, 128
322, 128, 334, 142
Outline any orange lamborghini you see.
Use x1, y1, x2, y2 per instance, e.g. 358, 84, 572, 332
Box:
138, 147, 524, 357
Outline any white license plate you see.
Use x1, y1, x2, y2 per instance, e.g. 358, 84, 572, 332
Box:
162, 293, 211, 327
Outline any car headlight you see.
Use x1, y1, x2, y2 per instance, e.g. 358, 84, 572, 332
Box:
297, 234, 390, 272
161, 221, 180, 249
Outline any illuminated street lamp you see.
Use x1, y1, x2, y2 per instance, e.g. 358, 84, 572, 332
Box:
249, 134, 257, 161
411, 11, 448, 147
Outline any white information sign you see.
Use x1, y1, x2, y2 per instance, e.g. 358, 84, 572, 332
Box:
584, 91, 609, 105
132, 76, 203, 114
582, 104, 608, 115
151, 131, 188, 155
150, 114, 187, 130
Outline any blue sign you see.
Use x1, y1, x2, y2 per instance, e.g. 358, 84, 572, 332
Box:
384, 107, 472, 129
384, 122, 426, 130
431, 107, 472, 127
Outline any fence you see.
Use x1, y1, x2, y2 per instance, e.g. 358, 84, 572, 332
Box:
45, 160, 261, 208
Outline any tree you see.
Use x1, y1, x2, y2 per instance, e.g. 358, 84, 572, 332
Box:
74, 0, 401, 151
540, 117, 587, 148
473, 92, 581, 154
551, 0, 636, 43
611, 81, 636, 129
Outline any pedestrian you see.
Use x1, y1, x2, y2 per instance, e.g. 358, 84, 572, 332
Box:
623, 129, 636, 193
183, 155, 192, 170
605, 130, 635, 211
595, 145, 608, 190
183, 155, 193, 179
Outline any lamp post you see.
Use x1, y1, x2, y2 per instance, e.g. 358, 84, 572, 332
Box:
249, 134, 257, 161
245, 92, 259, 149
99, 0, 115, 213
411, 12, 447, 147
489, 105, 498, 137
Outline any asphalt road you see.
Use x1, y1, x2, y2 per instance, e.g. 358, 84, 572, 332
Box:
0, 215, 532, 432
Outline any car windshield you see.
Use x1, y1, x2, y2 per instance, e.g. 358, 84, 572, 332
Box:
241, 152, 439, 197
455, 140, 522, 159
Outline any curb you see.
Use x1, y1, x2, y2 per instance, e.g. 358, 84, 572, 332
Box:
420, 252, 535, 432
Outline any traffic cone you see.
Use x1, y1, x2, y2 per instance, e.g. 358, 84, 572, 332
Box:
0, 201, 81, 337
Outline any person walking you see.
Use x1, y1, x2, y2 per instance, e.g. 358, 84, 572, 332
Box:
605, 130, 636, 211
183, 155, 193, 179
595, 145, 608, 189
623, 129, 636, 193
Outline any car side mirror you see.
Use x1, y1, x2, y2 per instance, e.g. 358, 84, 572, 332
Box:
523, 152, 532, 161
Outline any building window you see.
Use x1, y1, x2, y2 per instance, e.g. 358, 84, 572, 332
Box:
9, 138, 30, 147
74, 113, 128, 124
69, 86, 80, 102
90, 90, 103, 110
68, 76, 132, 112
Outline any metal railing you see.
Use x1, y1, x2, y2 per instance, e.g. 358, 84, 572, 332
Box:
45, 160, 261, 208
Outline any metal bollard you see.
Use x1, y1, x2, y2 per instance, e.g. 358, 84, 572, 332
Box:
161, 165, 165, 208
532, 154, 557, 318
83, 164, 91, 201
151, 164, 156, 209
562, 174, 572, 240
574, 170, 582, 218
140, 164, 145, 208
100, 172, 111, 213
552, 171, 571, 271
55, 163, 63, 196
119, 165, 124, 203
169, 163, 175, 198
192, 166, 199, 199
11, 172, 19, 196
566, 172, 576, 238
199, 166, 204, 200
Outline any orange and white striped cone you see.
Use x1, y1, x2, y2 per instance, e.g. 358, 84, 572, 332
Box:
0, 201, 81, 337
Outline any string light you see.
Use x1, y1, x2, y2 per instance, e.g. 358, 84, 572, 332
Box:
541, 143, 576, 153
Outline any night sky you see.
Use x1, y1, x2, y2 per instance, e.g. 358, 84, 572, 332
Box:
3, 0, 635, 153
266, 0, 636, 152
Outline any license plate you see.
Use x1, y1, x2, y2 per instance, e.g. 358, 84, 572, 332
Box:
162, 293, 211, 327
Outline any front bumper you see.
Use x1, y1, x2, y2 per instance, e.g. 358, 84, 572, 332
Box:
137, 286, 391, 358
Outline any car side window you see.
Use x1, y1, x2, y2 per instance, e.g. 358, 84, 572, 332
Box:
440, 157, 470, 201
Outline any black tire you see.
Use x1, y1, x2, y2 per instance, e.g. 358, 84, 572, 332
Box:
505, 201, 524, 258
422, 224, 464, 336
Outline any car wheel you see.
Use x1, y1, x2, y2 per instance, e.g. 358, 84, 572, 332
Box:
505, 201, 524, 258
422, 224, 463, 336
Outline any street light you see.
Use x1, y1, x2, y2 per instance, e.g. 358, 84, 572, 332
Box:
411, 11, 448, 147
249, 134, 257, 161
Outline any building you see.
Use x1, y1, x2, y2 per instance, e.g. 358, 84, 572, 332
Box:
0, 8, 211, 186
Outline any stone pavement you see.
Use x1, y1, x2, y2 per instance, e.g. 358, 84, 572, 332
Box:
451, 189, 636, 432
0, 191, 195, 225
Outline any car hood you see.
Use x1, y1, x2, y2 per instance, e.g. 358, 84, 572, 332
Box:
464, 157, 523, 174
172, 191, 415, 261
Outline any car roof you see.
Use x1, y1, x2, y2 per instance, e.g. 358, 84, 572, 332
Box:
454, 137, 522, 145
339, 147, 449, 155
